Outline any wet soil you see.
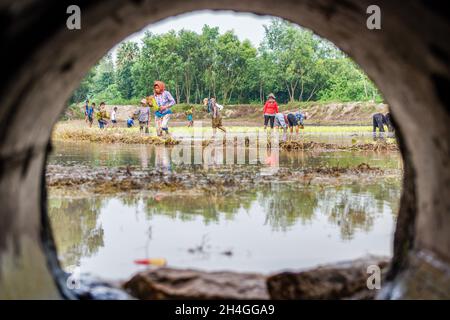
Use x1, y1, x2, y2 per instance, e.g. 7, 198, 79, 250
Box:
46, 163, 401, 195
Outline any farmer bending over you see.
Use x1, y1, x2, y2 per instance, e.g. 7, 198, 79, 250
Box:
385, 112, 395, 137
372, 112, 387, 139
274, 112, 288, 133
287, 110, 308, 134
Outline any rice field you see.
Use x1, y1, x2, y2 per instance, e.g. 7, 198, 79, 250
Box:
52, 121, 393, 148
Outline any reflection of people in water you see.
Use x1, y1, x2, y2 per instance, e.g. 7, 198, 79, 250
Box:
139, 145, 149, 169
154, 146, 171, 172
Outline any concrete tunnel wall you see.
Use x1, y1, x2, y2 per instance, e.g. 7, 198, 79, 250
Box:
0, 0, 449, 299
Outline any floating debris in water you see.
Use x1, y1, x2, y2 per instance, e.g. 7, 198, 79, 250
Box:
134, 258, 167, 266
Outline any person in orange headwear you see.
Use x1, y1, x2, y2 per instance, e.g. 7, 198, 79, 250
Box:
152, 81, 175, 137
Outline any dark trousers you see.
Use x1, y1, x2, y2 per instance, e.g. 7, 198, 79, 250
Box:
373, 115, 385, 132
139, 121, 149, 133
98, 119, 106, 129
385, 114, 395, 133
373, 114, 385, 138
264, 115, 275, 128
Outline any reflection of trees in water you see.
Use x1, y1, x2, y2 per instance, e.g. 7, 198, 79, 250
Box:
48, 197, 105, 268
128, 181, 400, 238
46, 181, 400, 269
316, 182, 401, 240
258, 185, 318, 232
141, 191, 257, 225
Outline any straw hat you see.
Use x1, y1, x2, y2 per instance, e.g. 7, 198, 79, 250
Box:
140, 98, 147, 105
268, 93, 276, 99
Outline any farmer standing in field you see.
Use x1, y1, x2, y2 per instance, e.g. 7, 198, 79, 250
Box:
211, 97, 226, 136
84, 99, 90, 123
96, 102, 109, 129
204, 97, 226, 137
136, 98, 151, 134
110, 107, 118, 128
185, 106, 194, 127
263, 93, 278, 130
152, 81, 175, 137
87, 102, 95, 128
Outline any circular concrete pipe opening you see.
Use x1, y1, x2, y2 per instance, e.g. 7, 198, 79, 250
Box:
0, 1, 449, 299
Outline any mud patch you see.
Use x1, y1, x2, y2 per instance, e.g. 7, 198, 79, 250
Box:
46, 163, 401, 195
280, 140, 399, 152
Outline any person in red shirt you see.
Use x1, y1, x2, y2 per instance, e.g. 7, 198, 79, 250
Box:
263, 93, 279, 130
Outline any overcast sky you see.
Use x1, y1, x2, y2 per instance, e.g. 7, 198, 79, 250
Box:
111, 10, 275, 57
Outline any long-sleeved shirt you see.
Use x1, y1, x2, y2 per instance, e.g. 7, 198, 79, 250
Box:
137, 106, 151, 122
263, 100, 279, 115
154, 91, 175, 117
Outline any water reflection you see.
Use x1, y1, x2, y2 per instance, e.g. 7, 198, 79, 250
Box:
49, 141, 402, 171
260, 186, 318, 231
48, 197, 105, 268
48, 181, 400, 278
317, 184, 399, 240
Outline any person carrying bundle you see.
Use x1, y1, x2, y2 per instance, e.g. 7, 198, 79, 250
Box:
152, 81, 175, 137
204, 97, 226, 137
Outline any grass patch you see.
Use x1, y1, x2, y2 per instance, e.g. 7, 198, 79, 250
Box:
52, 124, 179, 145
52, 121, 397, 152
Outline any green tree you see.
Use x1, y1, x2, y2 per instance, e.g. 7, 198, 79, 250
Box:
116, 41, 139, 100
68, 19, 383, 106
92, 53, 115, 95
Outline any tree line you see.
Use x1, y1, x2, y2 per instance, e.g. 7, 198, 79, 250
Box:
70, 19, 382, 106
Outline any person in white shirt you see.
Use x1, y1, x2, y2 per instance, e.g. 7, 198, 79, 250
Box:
111, 106, 118, 127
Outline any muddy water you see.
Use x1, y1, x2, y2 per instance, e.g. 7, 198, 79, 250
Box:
48, 141, 402, 170
48, 141, 402, 280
